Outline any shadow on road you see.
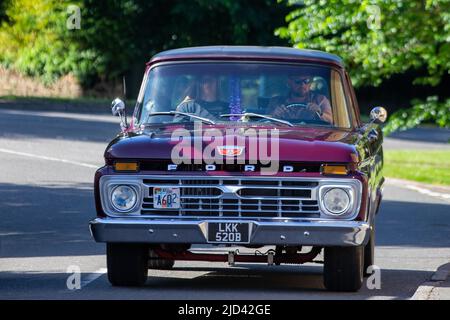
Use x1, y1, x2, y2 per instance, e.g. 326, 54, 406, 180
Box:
0, 182, 102, 258
377, 200, 450, 248
0, 266, 433, 299
140, 265, 431, 299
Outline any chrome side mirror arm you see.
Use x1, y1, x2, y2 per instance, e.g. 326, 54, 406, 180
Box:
111, 98, 129, 132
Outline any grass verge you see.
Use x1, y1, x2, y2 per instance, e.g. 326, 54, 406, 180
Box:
384, 150, 450, 186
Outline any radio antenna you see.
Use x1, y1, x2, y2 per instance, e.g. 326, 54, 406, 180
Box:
122, 75, 127, 99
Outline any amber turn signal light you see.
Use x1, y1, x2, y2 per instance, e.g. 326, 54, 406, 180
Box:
114, 162, 139, 172
321, 164, 348, 175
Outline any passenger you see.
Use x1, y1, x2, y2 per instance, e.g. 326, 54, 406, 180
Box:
270, 73, 333, 124
175, 75, 228, 121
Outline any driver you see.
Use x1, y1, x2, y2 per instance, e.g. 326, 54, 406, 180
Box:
175, 75, 228, 121
270, 73, 333, 124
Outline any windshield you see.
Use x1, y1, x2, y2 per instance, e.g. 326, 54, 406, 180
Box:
137, 62, 352, 128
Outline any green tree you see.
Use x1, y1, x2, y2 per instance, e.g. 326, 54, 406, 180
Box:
277, 0, 450, 134
0, 0, 10, 23
0, 0, 85, 84
0, 0, 289, 92
69, 0, 289, 87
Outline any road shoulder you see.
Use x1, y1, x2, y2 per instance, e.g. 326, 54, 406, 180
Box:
411, 263, 450, 300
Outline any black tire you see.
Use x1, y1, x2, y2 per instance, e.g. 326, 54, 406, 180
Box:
106, 243, 148, 286
364, 225, 375, 277
148, 249, 175, 270
323, 246, 364, 292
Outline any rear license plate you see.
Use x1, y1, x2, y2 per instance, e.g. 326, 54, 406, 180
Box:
153, 187, 180, 209
207, 222, 250, 244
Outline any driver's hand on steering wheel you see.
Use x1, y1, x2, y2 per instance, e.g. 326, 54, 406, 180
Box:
272, 104, 289, 118
307, 102, 322, 116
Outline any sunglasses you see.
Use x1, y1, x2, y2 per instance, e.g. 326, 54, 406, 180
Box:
291, 78, 312, 85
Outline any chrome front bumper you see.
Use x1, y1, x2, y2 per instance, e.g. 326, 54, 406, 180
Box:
89, 218, 370, 246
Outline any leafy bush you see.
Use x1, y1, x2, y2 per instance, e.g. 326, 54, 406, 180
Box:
0, 0, 85, 84
0, 0, 289, 90
383, 96, 450, 135
277, 0, 450, 134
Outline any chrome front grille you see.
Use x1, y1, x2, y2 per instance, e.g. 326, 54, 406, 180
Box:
140, 177, 320, 219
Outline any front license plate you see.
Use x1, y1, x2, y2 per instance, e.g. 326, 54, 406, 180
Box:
207, 222, 250, 243
153, 187, 180, 209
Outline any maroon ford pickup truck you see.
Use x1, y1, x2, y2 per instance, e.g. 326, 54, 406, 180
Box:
89, 46, 387, 292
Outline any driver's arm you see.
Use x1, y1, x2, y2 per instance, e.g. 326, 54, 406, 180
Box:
269, 96, 289, 118
175, 100, 218, 122
174, 100, 198, 122
310, 95, 332, 123
176, 99, 197, 113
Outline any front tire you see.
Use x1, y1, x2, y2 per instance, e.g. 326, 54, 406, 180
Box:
323, 246, 364, 292
107, 243, 148, 286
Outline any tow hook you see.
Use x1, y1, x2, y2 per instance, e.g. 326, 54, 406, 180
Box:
267, 251, 275, 266
227, 251, 236, 266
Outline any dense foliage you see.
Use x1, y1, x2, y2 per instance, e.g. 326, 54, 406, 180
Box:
277, 0, 450, 133
0, 1, 81, 84
382, 96, 450, 135
1, 0, 449, 133
0, 0, 289, 88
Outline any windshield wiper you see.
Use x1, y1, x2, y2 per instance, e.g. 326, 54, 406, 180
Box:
220, 113, 294, 127
146, 111, 216, 125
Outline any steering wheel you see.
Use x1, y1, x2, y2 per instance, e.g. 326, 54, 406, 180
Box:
284, 102, 322, 120
281, 103, 331, 126
284, 103, 308, 109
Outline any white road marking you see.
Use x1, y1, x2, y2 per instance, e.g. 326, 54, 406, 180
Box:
385, 178, 450, 203
406, 185, 450, 200
0, 148, 98, 169
80, 268, 107, 288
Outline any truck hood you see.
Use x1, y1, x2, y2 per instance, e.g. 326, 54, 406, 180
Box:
105, 125, 360, 163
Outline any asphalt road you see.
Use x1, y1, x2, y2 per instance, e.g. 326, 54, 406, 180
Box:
384, 127, 450, 150
0, 108, 449, 300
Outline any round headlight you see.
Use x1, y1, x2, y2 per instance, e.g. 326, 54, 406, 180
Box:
111, 185, 138, 212
323, 188, 350, 215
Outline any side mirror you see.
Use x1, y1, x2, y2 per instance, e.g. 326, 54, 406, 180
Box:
111, 98, 128, 131
111, 98, 125, 116
369, 106, 388, 124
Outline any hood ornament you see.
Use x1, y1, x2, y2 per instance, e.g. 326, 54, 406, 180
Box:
217, 146, 244, 157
